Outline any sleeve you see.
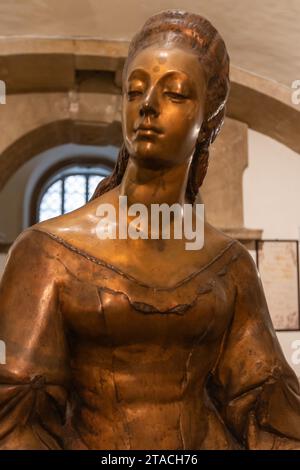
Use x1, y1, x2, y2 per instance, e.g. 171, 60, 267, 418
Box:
207, 243, 300, 450
0, 229, 70, 449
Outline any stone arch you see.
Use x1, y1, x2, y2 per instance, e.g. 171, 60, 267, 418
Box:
0, 39, 299, 192
0, 39, 299, 241
0, 117, 123, 191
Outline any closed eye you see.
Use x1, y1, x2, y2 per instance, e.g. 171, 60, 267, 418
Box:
164, 91, 188, 101
127, 90, 143, 100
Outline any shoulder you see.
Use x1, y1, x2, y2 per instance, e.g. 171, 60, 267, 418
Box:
6, 225, 66, 271
0, 227, 66, 289
202, 223, 259, 279
7, 227, 50, 259
202, 222, 237, 260
32, 189, 116, 242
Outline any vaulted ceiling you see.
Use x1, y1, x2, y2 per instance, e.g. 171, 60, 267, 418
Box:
0, 0, 299, 87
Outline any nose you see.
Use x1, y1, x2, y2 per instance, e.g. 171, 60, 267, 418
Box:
139, 87, 159, 118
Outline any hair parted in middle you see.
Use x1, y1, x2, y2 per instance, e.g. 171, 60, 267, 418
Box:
91, 9, 230, 204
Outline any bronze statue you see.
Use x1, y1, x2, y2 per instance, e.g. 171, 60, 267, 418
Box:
0, 10, 300, 450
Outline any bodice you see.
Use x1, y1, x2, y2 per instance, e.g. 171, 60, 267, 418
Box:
1, 227, 300, 451
32, 229, 240, 450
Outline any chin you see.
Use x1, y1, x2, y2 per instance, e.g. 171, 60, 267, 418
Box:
133, 156, 167, 170
131, 151, 172, 171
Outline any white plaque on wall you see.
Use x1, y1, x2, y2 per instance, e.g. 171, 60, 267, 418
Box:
257, 241, 300, 331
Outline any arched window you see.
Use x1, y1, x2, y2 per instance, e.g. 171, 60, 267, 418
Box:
35, 162, 112, 223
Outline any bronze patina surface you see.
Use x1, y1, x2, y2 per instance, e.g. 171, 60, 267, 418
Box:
0, 10, 300, 449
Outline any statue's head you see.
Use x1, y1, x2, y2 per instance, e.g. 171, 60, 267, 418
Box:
92, 9, 230, 203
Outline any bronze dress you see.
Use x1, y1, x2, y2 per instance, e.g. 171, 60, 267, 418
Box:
0, 226, 300, 450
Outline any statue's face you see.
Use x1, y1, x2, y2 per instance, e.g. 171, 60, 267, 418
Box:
122, 44, 207, 169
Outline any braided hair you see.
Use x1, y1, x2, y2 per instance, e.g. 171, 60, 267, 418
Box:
91, 9, 230, 204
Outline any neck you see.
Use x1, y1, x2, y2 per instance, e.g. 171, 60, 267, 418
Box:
119, 157, 192, 209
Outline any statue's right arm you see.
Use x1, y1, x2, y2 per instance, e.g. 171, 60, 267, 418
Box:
207, 242, 300, 449
0, 229, 70, 449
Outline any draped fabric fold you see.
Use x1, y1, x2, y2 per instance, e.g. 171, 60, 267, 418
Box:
207, 245, 300, 449
0, 230, 69, 449
1, 230, 300, 449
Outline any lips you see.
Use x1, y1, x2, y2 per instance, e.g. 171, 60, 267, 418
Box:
135, 124, 163, 134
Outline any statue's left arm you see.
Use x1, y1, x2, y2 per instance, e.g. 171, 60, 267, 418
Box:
208, 243, 300, 450
0, 229, 70, 449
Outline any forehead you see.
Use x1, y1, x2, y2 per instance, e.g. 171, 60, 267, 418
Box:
126, 45, 205, 84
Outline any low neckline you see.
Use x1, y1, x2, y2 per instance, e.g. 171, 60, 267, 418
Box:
31, 227, 238, 291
